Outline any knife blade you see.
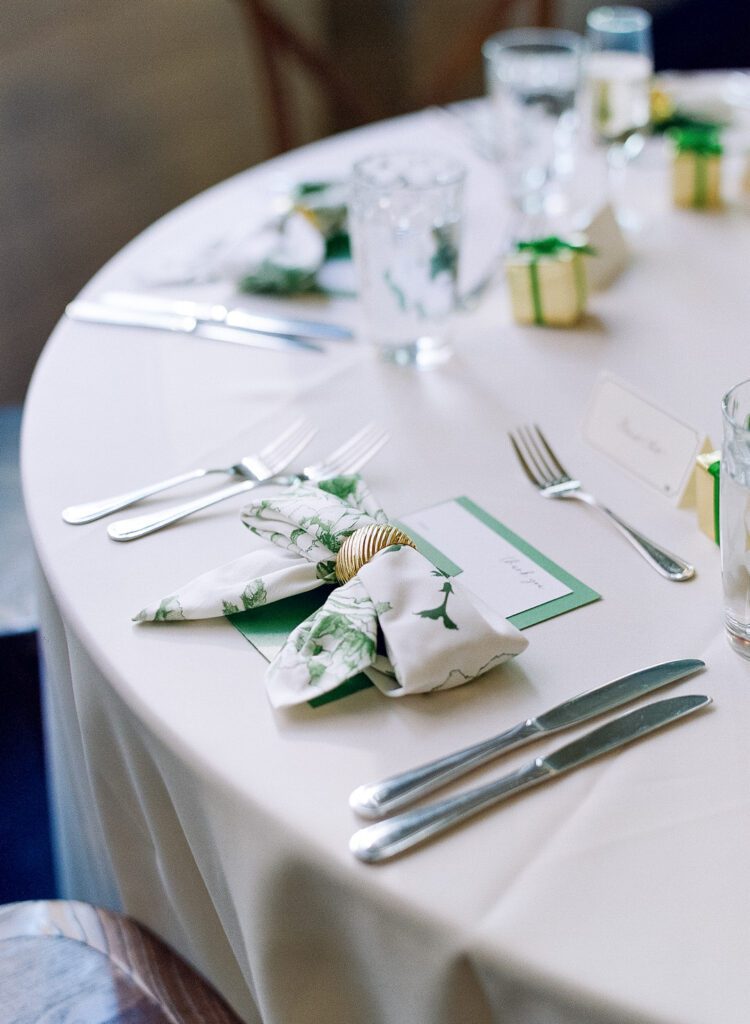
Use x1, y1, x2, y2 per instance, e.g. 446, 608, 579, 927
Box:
349, 658, 705, 819
350, 693, 711, 863
99, 290, 354, 341
65, 301, 324, 353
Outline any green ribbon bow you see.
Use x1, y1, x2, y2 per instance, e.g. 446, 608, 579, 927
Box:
671, 127, 723, 156
515, 237, 592, 326
516, 237, 594, 258
653, 112, 725, 136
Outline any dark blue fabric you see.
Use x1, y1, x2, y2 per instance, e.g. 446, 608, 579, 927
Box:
0, 632, 57, 902
653, 0, 750, 71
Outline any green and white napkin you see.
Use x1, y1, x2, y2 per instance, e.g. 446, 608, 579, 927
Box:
239, 181, 354, 297
135, 477, 528, 707
138, 181, 353, 291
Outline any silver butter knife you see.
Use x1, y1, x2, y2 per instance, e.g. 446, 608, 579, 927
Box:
100, 290, 354, 341
65, 301, 324, 353
350, 693, 711, 863
349, 658, 705, 819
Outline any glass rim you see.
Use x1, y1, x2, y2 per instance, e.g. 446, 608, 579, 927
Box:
351, 150, 466, 191
482, 27, 585, 60
586, 5, 653, 33
722, 378, 750, 432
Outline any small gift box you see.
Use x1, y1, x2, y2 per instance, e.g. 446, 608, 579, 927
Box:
135, 476, 528, 707
695, 451, 720, 544
505, 237, 591, 327
671, 128, 723, 210
742, 154, 750, 203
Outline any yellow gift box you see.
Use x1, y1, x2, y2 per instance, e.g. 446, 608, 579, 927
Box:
671, 128, 723, 210
505, 238, 590, 327
695, 451, 720, 544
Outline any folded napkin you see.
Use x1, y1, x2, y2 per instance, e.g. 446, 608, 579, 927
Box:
234, 208, 325, 294
239, 181, 354, 297
135, 209, 326, 290
134, 477, 528, 707
137, 181, 352, 291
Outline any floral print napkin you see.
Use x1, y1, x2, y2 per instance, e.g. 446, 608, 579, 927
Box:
239, 180, 352, 296
135, 477, 528, 707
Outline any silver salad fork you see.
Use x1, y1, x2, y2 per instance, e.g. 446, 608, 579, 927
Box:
107, 423, 389, 542
62, 418, 316, 525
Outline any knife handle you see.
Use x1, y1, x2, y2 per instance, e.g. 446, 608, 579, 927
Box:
106, 478, 261, 540
350, 759, 550, 863
570, 493, 695, 582
62, 468, 220, 524
349, 719, 541, 819
66, 301, 197, 332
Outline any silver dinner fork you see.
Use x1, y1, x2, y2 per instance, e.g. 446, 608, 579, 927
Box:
62, 418, 316, 525
509, 425, 695, 581
107, 422, 389, 541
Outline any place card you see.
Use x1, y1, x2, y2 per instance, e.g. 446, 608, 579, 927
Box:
583, 373, 711, 504
229, 496, 599, 704
576, 202, 630, 290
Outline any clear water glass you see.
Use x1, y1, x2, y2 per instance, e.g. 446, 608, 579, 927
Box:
586, 6, 653, 145
721, 379, 750, 657
482, 28, 585, 218
348, 151, 465, 367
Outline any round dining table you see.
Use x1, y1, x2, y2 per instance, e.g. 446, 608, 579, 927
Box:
21, 79, 750, 1024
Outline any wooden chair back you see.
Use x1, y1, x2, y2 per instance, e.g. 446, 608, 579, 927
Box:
235, 0, 556, 154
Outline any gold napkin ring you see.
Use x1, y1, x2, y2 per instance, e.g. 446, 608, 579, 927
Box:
335, 524, 416, 584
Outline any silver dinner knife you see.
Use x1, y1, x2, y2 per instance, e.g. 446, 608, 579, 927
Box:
65, 301, 324, 353
350, 694, 711, 863
99, 290, 354, 341
349, 658, 705, 819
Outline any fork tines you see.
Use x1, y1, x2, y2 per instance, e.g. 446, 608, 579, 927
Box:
259, 418, 315, 459
254, 418, 318, 476
509, 424, 571, 489
311, 423, 389, 479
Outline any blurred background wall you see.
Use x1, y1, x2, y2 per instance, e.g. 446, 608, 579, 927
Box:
0, 0, 741, 406
1, 0, 264, 405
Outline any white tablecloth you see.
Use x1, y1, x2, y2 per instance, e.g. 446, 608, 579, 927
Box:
22, 95, 750, 1024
